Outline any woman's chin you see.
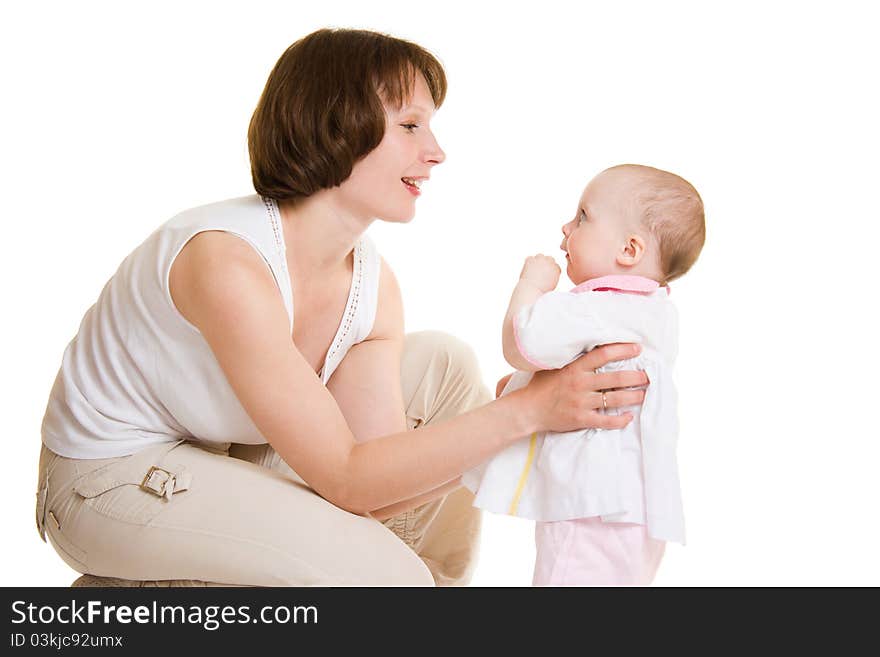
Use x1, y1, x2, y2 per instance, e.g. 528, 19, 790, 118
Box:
379, 208, 417, 224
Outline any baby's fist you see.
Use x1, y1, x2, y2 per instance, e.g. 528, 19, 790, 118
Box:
520, 255, 561, 292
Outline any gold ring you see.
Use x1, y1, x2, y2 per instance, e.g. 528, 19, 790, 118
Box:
601, 391, 607, 412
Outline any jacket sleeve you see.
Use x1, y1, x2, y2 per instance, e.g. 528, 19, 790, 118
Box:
512, 291, 644, 370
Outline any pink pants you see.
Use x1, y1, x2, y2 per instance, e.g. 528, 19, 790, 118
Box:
533, 517, 666, 586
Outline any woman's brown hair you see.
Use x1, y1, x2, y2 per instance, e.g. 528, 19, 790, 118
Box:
248, 28, 447, 203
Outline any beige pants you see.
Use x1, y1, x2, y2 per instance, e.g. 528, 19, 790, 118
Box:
36, 331, 491, 586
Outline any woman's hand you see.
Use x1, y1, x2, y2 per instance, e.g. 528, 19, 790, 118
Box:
517, 343, 648, 432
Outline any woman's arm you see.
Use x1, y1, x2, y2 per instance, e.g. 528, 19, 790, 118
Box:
328, 327, 459, 520
367, 479, 463, 521
325, 259, 457, 519
172, 234, 645, 516
325, 258, 407, 444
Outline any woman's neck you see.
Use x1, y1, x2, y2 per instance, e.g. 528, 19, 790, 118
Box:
278, 191, 374, 280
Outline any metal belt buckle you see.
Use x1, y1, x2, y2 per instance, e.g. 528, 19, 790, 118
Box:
140, 466, 174, 497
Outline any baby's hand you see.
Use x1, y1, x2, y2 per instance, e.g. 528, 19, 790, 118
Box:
519, 255, 561, 292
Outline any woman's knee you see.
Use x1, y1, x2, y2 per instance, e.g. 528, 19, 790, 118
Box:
402, 331, 491, 425
405, 329, 477, 369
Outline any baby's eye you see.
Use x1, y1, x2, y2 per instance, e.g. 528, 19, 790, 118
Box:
401, 123, 419, 133
576, 210, 586, 225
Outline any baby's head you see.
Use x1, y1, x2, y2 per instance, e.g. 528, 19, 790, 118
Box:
560, 164, 705, 286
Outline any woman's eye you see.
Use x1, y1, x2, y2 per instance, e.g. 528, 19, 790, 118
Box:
401, 123, 419, 133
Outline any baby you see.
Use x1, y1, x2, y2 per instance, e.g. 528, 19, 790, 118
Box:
462, 164, 705, 585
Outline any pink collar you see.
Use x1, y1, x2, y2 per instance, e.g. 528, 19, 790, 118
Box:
570, 275, 669, 295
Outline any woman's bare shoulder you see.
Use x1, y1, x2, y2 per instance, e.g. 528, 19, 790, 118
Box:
169, 230, 279, 332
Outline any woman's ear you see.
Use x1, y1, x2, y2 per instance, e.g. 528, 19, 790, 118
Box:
616, 233, 648, 267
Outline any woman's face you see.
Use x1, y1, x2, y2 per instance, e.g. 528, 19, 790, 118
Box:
337, 73, 446, 223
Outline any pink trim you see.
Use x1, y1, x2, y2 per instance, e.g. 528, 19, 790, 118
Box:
513, 318, 555, 370
570, 274, 669, 296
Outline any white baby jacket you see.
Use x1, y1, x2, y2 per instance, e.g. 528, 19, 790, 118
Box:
462, 275, 686, 543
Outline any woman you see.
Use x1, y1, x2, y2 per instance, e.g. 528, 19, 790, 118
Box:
36, 28, 647, 586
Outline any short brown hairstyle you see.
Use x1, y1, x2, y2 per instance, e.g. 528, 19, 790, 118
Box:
248, 28, 447, 203
606, 164, 706, 284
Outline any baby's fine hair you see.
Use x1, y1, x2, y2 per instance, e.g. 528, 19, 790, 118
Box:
606, 164, 705, 284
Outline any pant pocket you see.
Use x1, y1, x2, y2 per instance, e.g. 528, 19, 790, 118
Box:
73, 452, 192, 526
76, 479, 159, 526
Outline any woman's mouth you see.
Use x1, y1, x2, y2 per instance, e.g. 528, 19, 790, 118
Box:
402, 177, 422, 196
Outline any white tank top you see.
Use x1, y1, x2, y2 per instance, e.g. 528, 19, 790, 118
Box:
41, 195, 382, 459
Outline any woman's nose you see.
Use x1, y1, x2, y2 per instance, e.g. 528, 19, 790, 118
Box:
424, 132, 446, 165
425, 145, 445, 165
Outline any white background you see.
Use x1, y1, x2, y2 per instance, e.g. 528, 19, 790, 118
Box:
2, 0, 878, 586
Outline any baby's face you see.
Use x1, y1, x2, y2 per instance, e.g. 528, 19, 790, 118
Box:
560, 170, 636, 284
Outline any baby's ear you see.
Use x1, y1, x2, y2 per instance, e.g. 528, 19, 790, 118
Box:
617, 233, 648, 267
